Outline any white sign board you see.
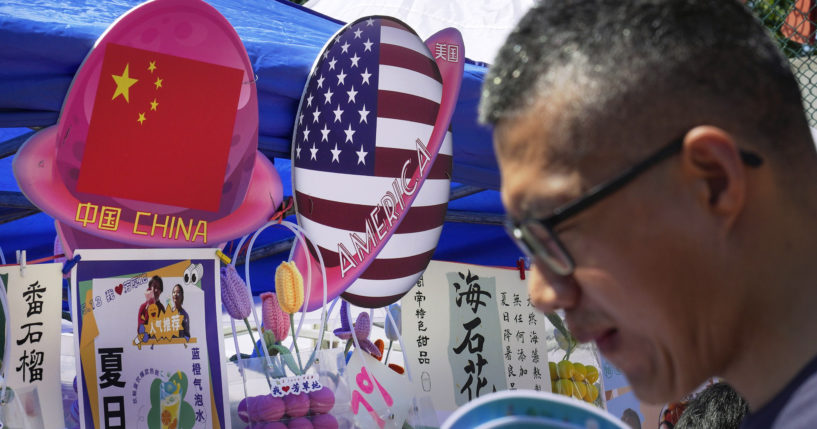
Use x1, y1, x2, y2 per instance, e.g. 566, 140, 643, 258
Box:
1, 263, 65, 429
401, 260, 550, 420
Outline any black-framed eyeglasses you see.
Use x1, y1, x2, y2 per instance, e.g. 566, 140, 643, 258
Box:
504, 136, 763, 276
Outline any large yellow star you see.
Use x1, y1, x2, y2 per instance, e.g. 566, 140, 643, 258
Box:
111, 63, 138, 103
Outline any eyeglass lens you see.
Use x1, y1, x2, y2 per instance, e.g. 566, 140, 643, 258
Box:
517, 222, 573, 275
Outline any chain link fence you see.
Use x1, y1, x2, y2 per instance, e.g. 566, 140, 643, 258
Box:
749, 0, 817, 126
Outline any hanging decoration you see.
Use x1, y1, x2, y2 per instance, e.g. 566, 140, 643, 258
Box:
290, 16, 465, 310
12, 0, 282, 256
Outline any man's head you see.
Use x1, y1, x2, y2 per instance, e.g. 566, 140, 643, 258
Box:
675, 382, 748, 429
148, 275, 163, 302
481, 0, 817, 403
480, 0, 811, 165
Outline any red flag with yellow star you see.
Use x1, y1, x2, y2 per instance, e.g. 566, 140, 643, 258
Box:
76, 43, 243, 212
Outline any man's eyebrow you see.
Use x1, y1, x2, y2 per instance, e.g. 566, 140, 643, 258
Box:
517, 194, 570, 220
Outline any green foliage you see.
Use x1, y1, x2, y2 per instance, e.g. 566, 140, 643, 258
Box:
272, 344, 302, 375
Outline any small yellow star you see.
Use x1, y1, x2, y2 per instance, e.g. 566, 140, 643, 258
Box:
154, 77, 163, 89
148, 61, 157, 73
150, 99, 158, 111
111, 63, 138, 103
137, 113, 146, 125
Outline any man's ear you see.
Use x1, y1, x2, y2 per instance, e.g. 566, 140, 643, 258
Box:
680, 126, 747, 229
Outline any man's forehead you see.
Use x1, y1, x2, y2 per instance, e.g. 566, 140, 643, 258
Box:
494, 98, 647, 183
494, 102, 589, 174
494, 107, 625, 217
498, 145, 584, 219
495, 109, 554, 163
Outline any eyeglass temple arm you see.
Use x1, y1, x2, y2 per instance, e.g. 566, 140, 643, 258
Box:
546, 140, 762, 226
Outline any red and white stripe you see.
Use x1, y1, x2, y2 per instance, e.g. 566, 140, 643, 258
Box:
293, 19, 451, 307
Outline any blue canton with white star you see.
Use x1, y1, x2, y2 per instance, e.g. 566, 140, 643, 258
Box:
294, 18, 380, 176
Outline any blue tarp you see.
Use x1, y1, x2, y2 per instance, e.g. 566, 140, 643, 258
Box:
0, 0, 518, 294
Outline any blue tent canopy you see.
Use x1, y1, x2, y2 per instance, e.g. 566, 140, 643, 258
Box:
0, 0, 519, 294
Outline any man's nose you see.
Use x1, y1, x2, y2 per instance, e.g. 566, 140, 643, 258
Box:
527, 263, 580, 313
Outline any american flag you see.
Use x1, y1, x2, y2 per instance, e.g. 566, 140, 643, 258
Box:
292, 16, 452, 308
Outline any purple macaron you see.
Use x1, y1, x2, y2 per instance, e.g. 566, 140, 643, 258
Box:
254, 394, 286, 422
284, 393, 310, 418
308, 387, 335, 415
310, 413, 339, 429
285, 417, 313, 429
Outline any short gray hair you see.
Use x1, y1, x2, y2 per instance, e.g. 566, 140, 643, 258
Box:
480, 0, 811, 164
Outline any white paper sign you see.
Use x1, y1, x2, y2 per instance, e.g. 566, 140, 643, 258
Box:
71, 248, 229, 429
401, 260, 551, 419
345, 349, 415, 428
1, 263, 65, 429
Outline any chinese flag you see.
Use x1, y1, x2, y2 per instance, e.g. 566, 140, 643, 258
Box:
76, 43, 243, 212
